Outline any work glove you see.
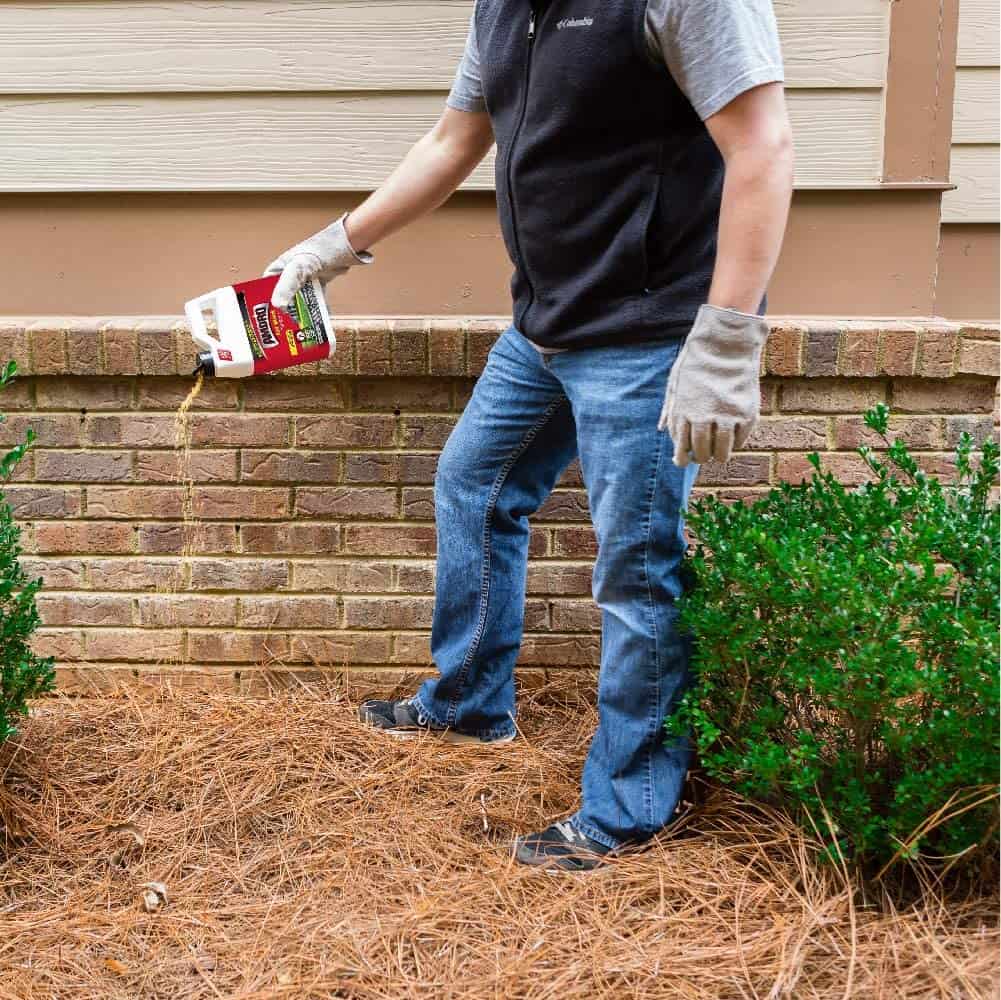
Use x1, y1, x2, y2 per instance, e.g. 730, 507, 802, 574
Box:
658, 304, 769, 467
264, 213, 373, 309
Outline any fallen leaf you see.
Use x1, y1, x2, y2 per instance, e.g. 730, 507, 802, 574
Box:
140, 881, 169, 912
103, 957, 130, 976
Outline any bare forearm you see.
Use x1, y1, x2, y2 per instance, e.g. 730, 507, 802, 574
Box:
344, 110, 493, 252
708, 139, 793, 314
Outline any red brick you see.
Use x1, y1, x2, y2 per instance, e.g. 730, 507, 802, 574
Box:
556, 460, 584, 488
452, 378, 477, 410
137, 329, 176, 376
526, 562, 592, 596
833, 415, 942, 450
292, 559, 394, 592
104, 330, 140, 375
35, 521, 135, 554
85, 414, 176, 447
85, 486, 184, 518
551, 600, 601, 632
344, 596, 434, 630
529, 527, 549, 556
957, 340, 999, 377
803, 325, 840, 377
188, 559, 288, 592
137, 595, 237, 628
240, 596, 340, 629
355, 329, 391, 375
241, 450, 340, 483
401, 487, 435, 519
400, 415, 456, 449
0, 379, 34, 410
395, 562, 435, 593
239, 523, 340, 554
296, 486, 397, 519
87, 628, 183, 663
318, 326, 355, 374
697, 455, 771, 486
29, 328, 68, 376
429, 327, 464, 376
243, 377, 345, 411
189, 414, 290, 447
390, 632, 431, 664
552, 527, 597, 557
343, 452, 398, 483
136, 450, 236, 483
779, 378, 886, 413
0, 414, 81, 448
944, 415, 997, 447
36, 378, 130, 411
775, 452, 873, 486
193, 487, 290, 520
466, 323, 501, 375
22, 557, 85, 589
524, 600, 550, 631
6, 486, 82, 518
66, 330, 102, 376
764, 324, 804, 376
917, 328, 958, 377
297, 414, 395, 448
289, 632, 392, 665
743, 417, 828, 451
891, 377, 995, 413
840, 327, 879, 377
38, 594, 132, 627
0, 323, 30, 370
88, 558, 182, 591
343, 525, 437, 557
138, 522, 238, 554
879, 328, 919, 376
34, 629, 85, 661
518, 634, 600, 667
190, 630, 289, 664
958, 323, 1000, 342
36, 450, 132, 482
137, 378, 237, 411
391, 328, 427, 375
353, 378, 451, 412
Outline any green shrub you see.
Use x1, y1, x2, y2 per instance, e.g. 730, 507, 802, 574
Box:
667, 404, 1000, 874
0, 361, 54, 746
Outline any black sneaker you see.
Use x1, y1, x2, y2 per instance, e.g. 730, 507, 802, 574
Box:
357, 697, 515, 745
514, 820, 614, 872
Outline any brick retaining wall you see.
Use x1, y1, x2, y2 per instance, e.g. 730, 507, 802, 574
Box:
0, 316, 996, 692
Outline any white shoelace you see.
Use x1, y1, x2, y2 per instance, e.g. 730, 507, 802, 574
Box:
555, 820, 586, 844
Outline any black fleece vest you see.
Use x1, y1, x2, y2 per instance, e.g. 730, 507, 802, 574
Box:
477, 0, 724, 349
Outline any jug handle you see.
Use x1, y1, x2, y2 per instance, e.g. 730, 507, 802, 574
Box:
184, 292, 221, 353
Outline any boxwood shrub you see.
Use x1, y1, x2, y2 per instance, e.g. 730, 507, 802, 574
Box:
667, 405, 999, 875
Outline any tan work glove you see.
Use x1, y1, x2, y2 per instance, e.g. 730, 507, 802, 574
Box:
658, 304, 769, 467
264, 213, 373, 309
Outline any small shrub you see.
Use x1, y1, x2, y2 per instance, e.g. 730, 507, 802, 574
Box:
0, 361, 54, 745
667, 405, 1000, 874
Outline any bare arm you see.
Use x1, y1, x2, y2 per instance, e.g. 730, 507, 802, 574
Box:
344, 107, 495, 252
703, 82, 794, 314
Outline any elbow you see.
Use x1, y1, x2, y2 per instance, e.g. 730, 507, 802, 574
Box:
728, 123, 795, 189
764, 123, 795, 188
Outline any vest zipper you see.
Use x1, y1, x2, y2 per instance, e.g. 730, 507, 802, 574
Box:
507, 10, 537, 329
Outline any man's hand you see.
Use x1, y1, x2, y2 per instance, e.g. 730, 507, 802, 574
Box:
658, 304, 768, 466
264, 213, 372, 309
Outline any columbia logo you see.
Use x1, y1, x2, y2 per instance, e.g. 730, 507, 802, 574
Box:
557, 17, 593, 29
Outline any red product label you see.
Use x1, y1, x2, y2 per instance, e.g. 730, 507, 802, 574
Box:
231, 274, 331, 375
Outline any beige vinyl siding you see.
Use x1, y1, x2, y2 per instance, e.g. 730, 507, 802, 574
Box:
0, 90, 882, 191
943, 1, 1000, 223
0, 0, 891, 192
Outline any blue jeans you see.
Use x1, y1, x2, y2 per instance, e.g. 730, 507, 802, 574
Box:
412, 326, 700, 849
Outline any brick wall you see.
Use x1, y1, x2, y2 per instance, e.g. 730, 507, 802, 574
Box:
0, 317, 997, 692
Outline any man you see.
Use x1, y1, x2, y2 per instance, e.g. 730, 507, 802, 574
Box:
266, 0, 793, 872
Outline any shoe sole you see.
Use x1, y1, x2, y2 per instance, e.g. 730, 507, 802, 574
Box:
376, 726, 516, 746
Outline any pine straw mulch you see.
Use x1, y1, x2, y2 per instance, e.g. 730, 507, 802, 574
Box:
0, 678, 997, 1000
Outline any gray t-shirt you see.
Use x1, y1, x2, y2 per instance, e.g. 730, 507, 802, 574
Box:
447, 0, 785, 351
447, 0, 784, 121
